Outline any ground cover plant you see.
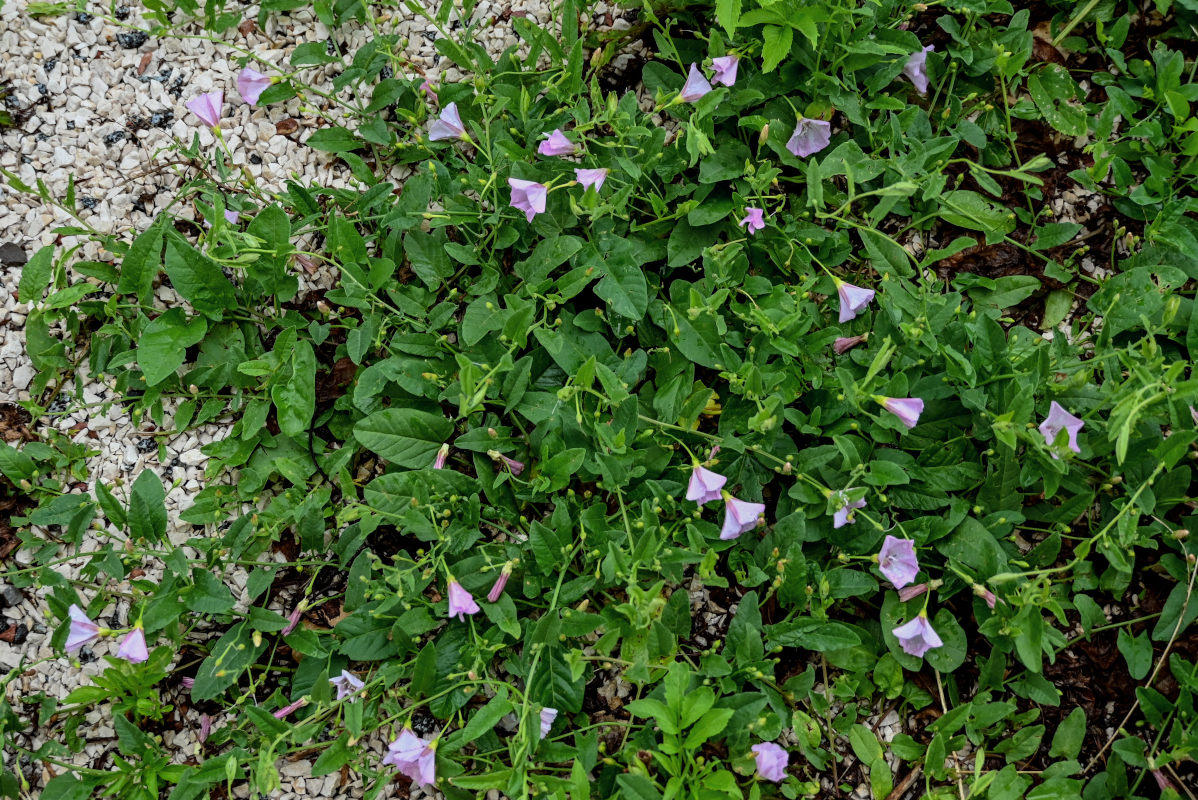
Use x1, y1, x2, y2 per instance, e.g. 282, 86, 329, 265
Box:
3, 0, 1198, 797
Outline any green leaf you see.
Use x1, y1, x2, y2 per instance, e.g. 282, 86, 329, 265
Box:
1048, 707, 1086, 760
17, 245, 54, 305
939, 190, 1016, 236
271, 340, 316, 438
1028, 64, 1088, 137
715, 0, 740, 36
128, 469, 166, 543
925, 609, 968, 672
616, 774, 663, 800
460, 689, 512, 741
1116, 629, 1153, 680
139, 309, 208, 387
766, 619, 860, 651
354, 409, 453, 468
192, 622, 268, 700
117, 219, 164, 302
404, 229, 453, 288
595, 260, 649, 319
761, 24, 793, 72
163, 234, 237, 319
305, 127, 364, 153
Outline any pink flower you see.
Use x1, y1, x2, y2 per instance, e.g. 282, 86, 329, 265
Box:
487, 562, 513, 603
489, 449, 526, 475
117, 627, 149, 664
751, 742, 788, 781
539, 707, 558, 738
447, 580, 480, 621
892, 616, 942, 657
686, 464, 727, 506
836, 279, 875, 322
720, 493, 766, 540
419, 80, 438, 105
831, 490, 866, 529
903, 45, 935, 95
680, 63, 713, 103
833, 334, 867, 354
236, 67, 271, 106
1039, 401, 1083, 457
330, 670, 365, 700
1152, 770, 1175, 792
429, 101, 467, 141
878, 396, 924, 429
181, 677, 196, 689
786, 117, 831, 158
711, 55, 739, 87
383, 729, 437, 787
537, 129, 576, 156
974, 584, 998, 609
507, 179, 547, 223
877, 535, 919, 589
739, 208, 765, 234
898, 583, 928, 602
224, 209, 240, 224
574, 168, 608, 191
66, 604, 100, 653
281, 604, 303, 636
432, 443, 450, 469
273, 697, 308, 719
198, 713, 211, 744
186, 90, 223, 129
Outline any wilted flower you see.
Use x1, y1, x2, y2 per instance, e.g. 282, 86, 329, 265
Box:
877, 535, 920, 589
831, 490, 867, 529
281, 604, 303, 636
973, 584, 998, 609
877, 396, 924, 429
903, 44, 935, 95
786, 117, 831, 158
488, 448, 526, 475
419, 80, 438, 104
751, 742, 788, 782
117, 627, 149, 664
186, 90, 223, 129
898, 583, 929, 602
836, 279, 875, 322
181, 677, 196, 689
330, 670, 365, 700
66, 605, 100, 653
428, 101, 467, 141
686, 464, 727, 506
487, 562, 513, 602
1152, 769, 1176, 792
537, 129, 576, 156
507, 179, 548, 223
892, 615, 943, 657
383, 729, 437, 787
680, 63, 713, 103
198, 713, 211, 744
833, 334, 867, 354
273, 697, 308, 719
1039, 401, 1083, 457
720, 493, 766, 540
574, 168, 608, 191
540, 707, 558, 738
447, 580, 480, 621
711, 55, 739, 87
236, 67, 272, 106
739, 207, 765, 234
432, 443, 450, 469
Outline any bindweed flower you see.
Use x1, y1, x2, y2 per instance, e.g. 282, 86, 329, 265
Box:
831, 490, 867, 529
273, 697, 308, 719
429, 102, 467, 141
903, 45, 935, 95
833, 334, 867, 355
892, 615, 942, 657
383, 729, 437, 787
751, 742, 788, 782
898, 583, 929, 602
236, 67, 272, 106
680, 63, 713, 102
186, 90, 223, 129
540, 707, 558, 738
739, 207, 765, 234
432, 443, 450, 469
574, 168, 608, 191
686, 464, 727, 506
537, 129, 576, 156
877, 535, 920, 589
836, 279, 875, 322
973, 584, 998, 609
1151, 770, 1175, 792
419, 80, 438, 104
198, 713, 211, 744
711, 55, 739, 87
877, 396, 924, 429
224, 209, 240, 224
330, 670, 365, 700
1039, 401, 1083, 457
117, 626, 149, 664
488, 448, 526, 475
720, 493, 766, 540
181, 677, 196, 689
281, 604, 303, 636
66, 605, 100, 653
507, 179, 547, 223
487, 562, 513, 603
786, 117, 831, 158
447, 580, 480, 621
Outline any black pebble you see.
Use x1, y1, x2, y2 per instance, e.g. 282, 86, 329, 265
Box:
116, 31, 148, 49
6, 624, 28, 646
43, 57, 58, 73
0, 244, 28, 266
103, 130, 125, 145
114, 5, 129, 18
36, 83, 48, 96
150, 110, 174, 128
380, 65, 393, 79
136, 437, 157, 453
249, 154, 261, 164
66, 120, 75, 130
80, 197, 97, 210
75, 12, 93, 22
0, 585, 22, 607
78, 647, 97, 663
35, 133, 49, 142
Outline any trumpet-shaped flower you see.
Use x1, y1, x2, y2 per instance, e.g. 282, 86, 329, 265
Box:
1039, 401, 1083, 457
330, 670, 365, 700
419, 80, 438, 105
117, 627, 149, 664
273, 697, 308, 719
487, 563, 513, 603
751, 742, 788, 782
66, 605, 100, 653
831, 491, 867, 529
507, 179, 547, 223
836, 279, 875, 322
383, 729, 437, 787
903, 45, 935, 95
720, 493, 765, 540
739, 208, 765, 234
236, 67, 271, 106
786, 117, 831, 158
680, 63, 713, 103
878, 396, 924, 429
892, 615, 942, 657
429, 102, 467, 141
447, 580, 480, 621
537, 129, 576, 157
898, 583, 929, 602
432, 443, 450, 469
186, 91, 223, 129
973, 584, 998, 609
711, 56, 739, 87
574, 168, 608, 191
833, 334, 867, 355
540, 707, 558, 738
686, 465, 727, 506
877, 535, 919, 589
